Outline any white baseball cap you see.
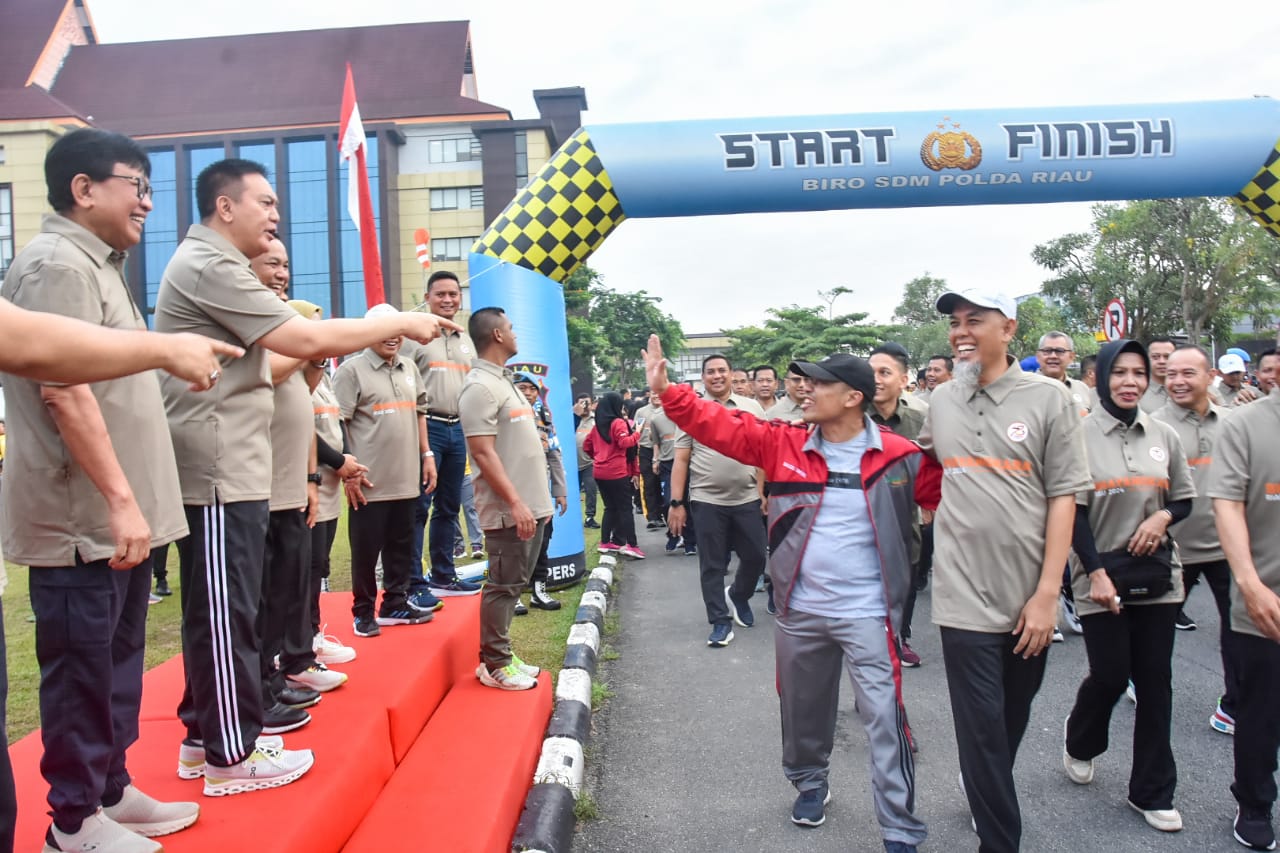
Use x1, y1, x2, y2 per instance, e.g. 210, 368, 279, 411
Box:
1218, 353, 1246, 374
936, 288, 1018, 319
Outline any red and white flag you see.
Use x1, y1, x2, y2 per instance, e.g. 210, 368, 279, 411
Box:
339, 62, 385, 308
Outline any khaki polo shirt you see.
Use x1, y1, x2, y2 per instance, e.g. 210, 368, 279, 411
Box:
312, 374, 344, 523
915, 388, 932, 403
1140, 382, 1169, 413
1069, 407, 1195, 616
459, 358, 554, 529
269, 371, 312, 512
634, 404, 655, 449
402, 326, 476, 416
1062, 377, 1096, 417
333, 349, 426, 503
870, 397, 927, 441
765, 396, 806, 422
575, 419, 593, 469
1152, 401, 1228, 564
647, 404, 679, 463
675, 393, 766, 506
0, 215, 187, 564
918, 359, 1091, 632
155, 224, 297, 504
1206, 387, 1280, 638
1219, 384, 1250, 407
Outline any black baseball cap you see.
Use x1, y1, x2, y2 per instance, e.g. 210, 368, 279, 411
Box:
788, 354, 876, 404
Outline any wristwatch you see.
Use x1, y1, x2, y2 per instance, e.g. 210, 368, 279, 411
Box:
669, 499, 686, 508
307, 473, 322, 485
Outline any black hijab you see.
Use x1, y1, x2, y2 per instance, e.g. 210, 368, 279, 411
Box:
594, 392, 626, 444
1094, 339, 1150, 426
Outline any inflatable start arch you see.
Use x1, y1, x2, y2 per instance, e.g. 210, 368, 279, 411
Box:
468, 98, 1280, 585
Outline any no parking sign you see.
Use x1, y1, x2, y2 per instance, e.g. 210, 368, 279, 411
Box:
1103, 298, 1129, 341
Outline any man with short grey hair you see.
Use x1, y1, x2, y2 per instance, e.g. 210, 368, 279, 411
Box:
1037, 331, 1095, 416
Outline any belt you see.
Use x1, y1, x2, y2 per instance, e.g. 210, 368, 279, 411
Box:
426, 413, 460, 425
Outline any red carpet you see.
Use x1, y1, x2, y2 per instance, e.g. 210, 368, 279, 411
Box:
12, 592, 552, 852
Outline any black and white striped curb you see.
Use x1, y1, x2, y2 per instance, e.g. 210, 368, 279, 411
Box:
510, 554, 616, 853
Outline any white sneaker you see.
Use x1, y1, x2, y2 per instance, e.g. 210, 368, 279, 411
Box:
511, 654, 541, 678
1128, 799, 1183, 832
102, 784, 198, 837
1051, 626, 1065, 643
287, 662, 348, 693
1061, 593, 1084, 634
1062, 717, 1094, 784
42, 808, 160, 853
177, 735, 285, 779
476, 662, 536, 691
1126, 680, 1137, 705
202, 743, 313, 796
313, 626, 356, 665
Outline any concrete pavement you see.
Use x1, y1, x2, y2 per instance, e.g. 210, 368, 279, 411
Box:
577, 523, 1248, 852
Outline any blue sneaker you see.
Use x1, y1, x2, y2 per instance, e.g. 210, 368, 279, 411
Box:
791, 782, 830, 827
684, 545, 697, 556
428, 577, 482, 597
408, 589, 444, 613
883, 842, 918, 853
766, 585, 777, 616
707, 622, 734, 647
726, 586, 754, 628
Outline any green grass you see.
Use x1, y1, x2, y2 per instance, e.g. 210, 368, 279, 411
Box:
3, 501, 610, 745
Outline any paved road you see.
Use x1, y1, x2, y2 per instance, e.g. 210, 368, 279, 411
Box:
577, 524, 1248, 852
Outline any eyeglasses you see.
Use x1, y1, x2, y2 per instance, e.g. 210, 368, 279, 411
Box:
108, 174, 153, 200
1037, 347, 1072, 357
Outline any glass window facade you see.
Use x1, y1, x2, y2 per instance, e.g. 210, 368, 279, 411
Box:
430, 236, 478, 261
187, 145, 225, 220
141, 151, 177, 325
0, 185, 13, 278
286, 138, 332, 317
427, 135, 481, 164
429, 186, 483, 211
338, 133, 380, 314
237, 142, 274, 171
515, 131, 529, 189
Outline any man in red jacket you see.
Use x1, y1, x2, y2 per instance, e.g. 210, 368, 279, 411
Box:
642, 335, 941, 853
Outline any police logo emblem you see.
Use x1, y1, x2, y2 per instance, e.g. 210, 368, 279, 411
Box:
921, 118, 982, 171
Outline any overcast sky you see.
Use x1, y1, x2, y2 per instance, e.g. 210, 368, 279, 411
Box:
90, 0, 1280, 332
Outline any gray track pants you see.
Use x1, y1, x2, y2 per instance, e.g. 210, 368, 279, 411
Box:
776, 610, 926, 846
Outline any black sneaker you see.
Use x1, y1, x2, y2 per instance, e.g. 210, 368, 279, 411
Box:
791, 782, 831, 827
154, 578, 173, 596
376, 608, 433, 626
665, 535, 681, 553
514, 599, 528, 616
1175, 609, 1198, 631
1235, 806, 1277, 851
766, 585, 777, 616
262, 701, 311, 734
646, 520, 663, 530
584, 518, 600, 529
353, 616, 381, 638
530, 581, 562, 611
277, 685, 321, 709
684, 545, 697, 556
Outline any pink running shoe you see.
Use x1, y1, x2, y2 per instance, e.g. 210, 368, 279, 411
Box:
598, 543, 621, 553
620, 545, 646, 560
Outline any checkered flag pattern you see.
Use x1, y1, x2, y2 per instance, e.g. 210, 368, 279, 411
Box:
472, 130, 626, 282
1234, 139, 1280, 239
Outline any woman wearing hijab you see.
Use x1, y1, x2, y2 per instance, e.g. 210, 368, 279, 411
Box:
582, 392, 645, 558
1062, 340, 1196, 833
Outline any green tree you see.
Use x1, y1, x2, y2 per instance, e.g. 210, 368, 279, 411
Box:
562, 266, 608, 391
1033, 198, 1280, 345
724, 303, 888, 369
889, 274, 952, 368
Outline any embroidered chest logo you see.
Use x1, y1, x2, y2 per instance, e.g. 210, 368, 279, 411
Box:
1007, 422, 1029, 443
1149, 446, 1166, 463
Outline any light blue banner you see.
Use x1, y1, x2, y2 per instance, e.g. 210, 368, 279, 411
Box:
586, 98, 1280, 216
468, 253, 587, 588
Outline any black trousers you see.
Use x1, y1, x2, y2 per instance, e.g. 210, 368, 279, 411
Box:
176, 500, 268, 768
30, 555, 151, 828
638, 446, 662, 521
940, 627, 1049, 853
579, 463, 598, 521
349, 497, 416, 621
530, 515, 554, 586
597, 476, 637, 547
309, 517, 338, 637
153, 542, 170, 583
260, 508, 314, 701
901, 522, 932, 641
658, 460, 696, 549
689, 500, 767, 625
1183, 559, 1239, 715
1232, 631, 1280, 814
1068, 602, 1179, 809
